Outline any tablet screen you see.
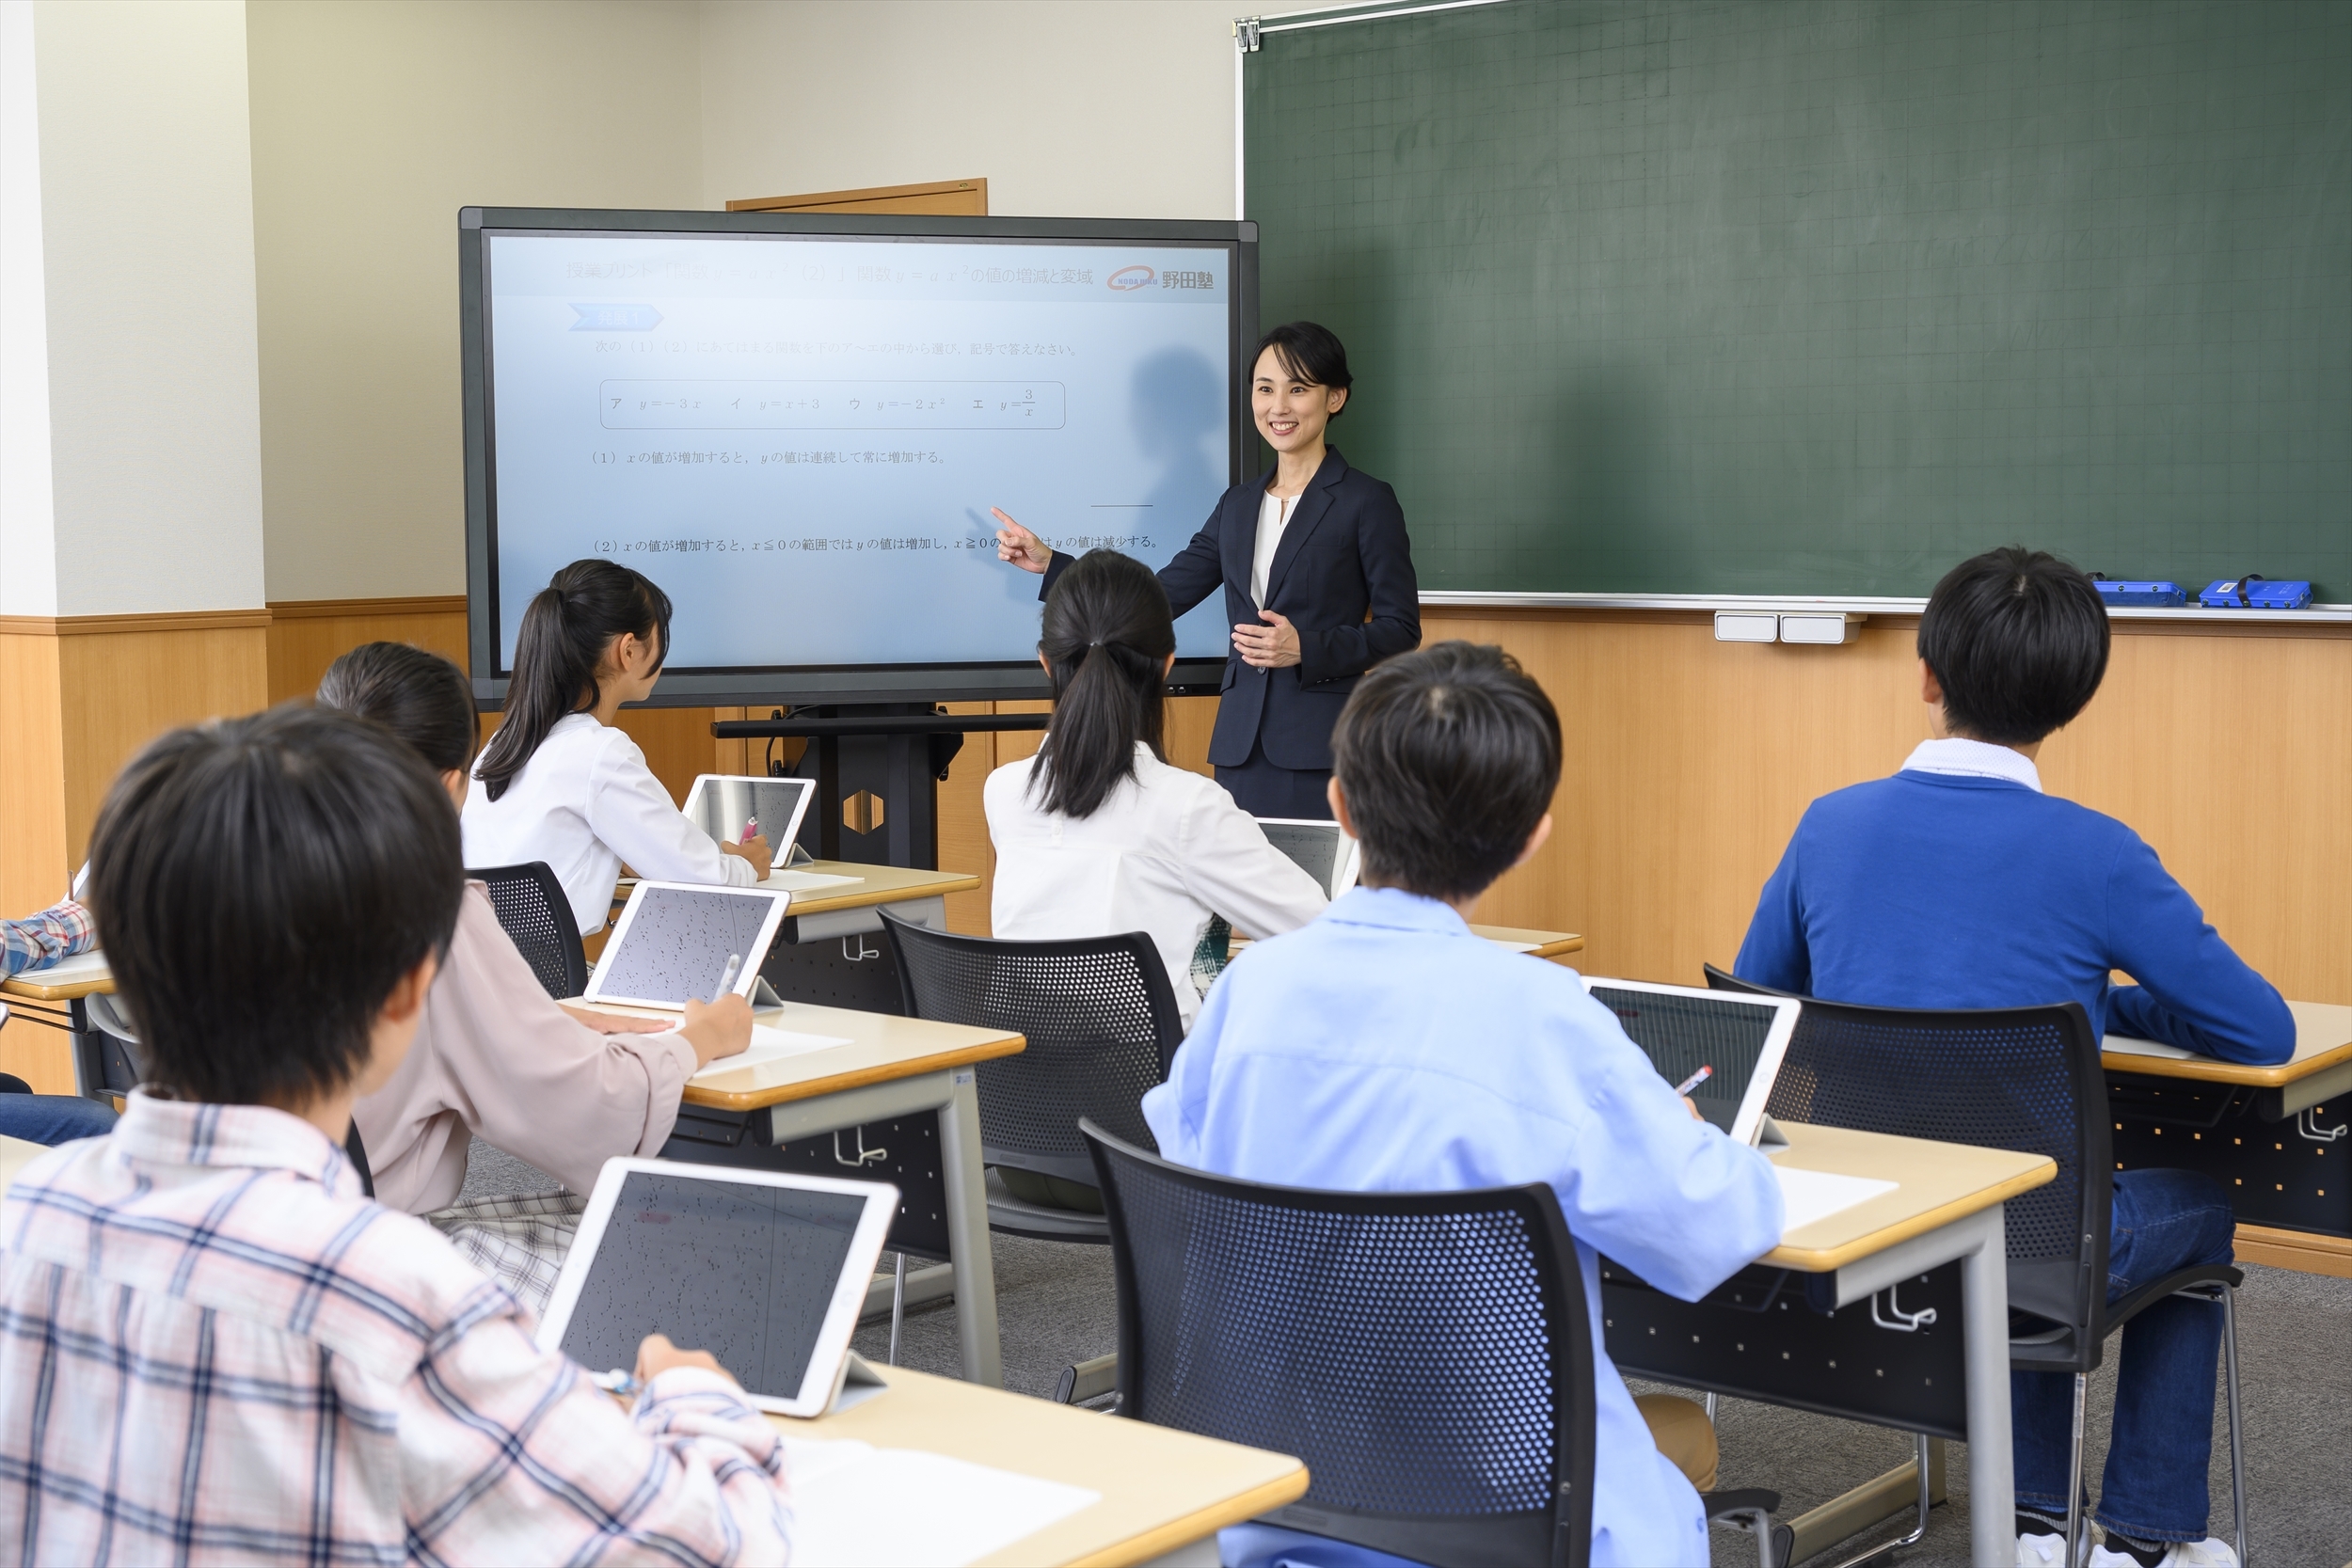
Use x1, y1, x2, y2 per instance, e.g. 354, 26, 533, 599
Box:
596, 885, 777, 1006
557, 1169, 869, 1400
1258, 821, 1345, 896
1586, 984, 1777, 1136
686, 776, 813, 849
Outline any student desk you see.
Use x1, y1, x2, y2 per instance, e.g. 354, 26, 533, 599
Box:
1602, 1121, 2054, 1566
775, 1364, 1306, 1566
2106, 1000, 2352, 1278
634, 997, 1025, 1388
1224, 924, 1584, 963
1, 952, 131, 1102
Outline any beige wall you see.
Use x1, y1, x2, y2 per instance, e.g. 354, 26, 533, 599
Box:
10, 0, 267, 618
246, 0, 705, 603
697, 0, 1237, 218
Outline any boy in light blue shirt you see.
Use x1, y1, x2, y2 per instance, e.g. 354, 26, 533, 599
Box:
1144, 641, 1784, 1568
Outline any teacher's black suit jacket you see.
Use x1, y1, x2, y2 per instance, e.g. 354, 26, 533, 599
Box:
1041, 446, 1420, 771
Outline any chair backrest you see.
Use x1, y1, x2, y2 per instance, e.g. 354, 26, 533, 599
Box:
881, 913, 1184, 1186
1706, 964, 2109, 1357
1085, 1121, 1595, 1568
469, 862, 589, 1001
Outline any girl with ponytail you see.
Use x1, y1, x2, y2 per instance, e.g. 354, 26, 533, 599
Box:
985, 549, 1327, 1028
463, 561, 771, 933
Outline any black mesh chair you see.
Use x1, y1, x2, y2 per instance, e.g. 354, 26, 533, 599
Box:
1084, 1121, 1785, 1568
1706, 964, 2247, 1562
880, 911, 1184, 1243
470, 862, 590, 1000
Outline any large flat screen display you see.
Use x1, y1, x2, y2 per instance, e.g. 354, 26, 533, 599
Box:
462, 210, 1258, 705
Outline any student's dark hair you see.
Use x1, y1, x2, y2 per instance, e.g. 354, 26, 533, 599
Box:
1917, 546, 2110, 746
1029, 550, 1177, 819
1252, 321, 1352, 414
316, 641, 478, 777
86, 705, 463, 1109
1331, 641, 1562, 902
474, 560, 672, 800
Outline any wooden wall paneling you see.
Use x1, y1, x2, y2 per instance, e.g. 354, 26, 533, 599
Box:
264, 596, 469, 703
0, 629, 71, 916
936, 702, 998, 933
1164, 693, 1218, 778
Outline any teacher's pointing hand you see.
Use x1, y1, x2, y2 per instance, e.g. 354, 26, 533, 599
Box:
1232, 610, 1302, 669
993, 508, 1052, 575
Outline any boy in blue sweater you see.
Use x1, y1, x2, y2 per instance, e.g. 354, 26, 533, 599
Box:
1738, 547, 2290, 1568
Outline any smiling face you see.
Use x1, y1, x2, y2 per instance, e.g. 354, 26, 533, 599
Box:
1251, 344, 1348, 457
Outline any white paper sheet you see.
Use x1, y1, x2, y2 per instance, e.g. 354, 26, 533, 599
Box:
776, 1437, 1099, 1567
762, 869, 866, 893
687, 1024, 853, 1084
15, 948, 110, 987
1773, 1164, 1899, 1235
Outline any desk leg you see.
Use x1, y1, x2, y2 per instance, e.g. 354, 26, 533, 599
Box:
937, 1067, 1003, 1387
1960, 1204, 2014, 1565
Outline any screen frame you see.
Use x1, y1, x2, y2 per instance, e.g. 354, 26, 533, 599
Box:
460, 206, 1261, 708
537, 1157, 899, 1418
583, 879, 791, 1010
1578, 976, 1800, 1148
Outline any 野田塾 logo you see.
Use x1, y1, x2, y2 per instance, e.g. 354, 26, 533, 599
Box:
1107, 264, 1155, 292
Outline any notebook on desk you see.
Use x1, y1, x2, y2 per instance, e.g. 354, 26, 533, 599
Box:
538, 1160, 899, 1418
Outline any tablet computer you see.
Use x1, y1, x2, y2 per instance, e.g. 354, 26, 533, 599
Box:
1581, 977, 1800, 1148
682, 774, 817, 861
537, 1159, 898, 1418
1252, 816, 1361, 899
584, 881, 790, 1010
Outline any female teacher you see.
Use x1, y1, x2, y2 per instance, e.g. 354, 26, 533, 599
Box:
993, 321, 1420, 819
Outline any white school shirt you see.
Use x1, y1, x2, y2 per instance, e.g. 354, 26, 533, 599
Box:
1899, 736, 2043, 792
984, 742, 1329, 1024
461, 712, 754, 934
1249, 490, 1301, 608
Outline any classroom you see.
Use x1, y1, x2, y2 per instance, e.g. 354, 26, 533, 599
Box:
2, 1, 2346, 1564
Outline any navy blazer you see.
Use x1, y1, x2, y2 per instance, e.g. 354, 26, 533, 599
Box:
1042, 446, 1420, 771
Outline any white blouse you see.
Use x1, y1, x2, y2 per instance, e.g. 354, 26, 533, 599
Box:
461, 712, 754, 934
1249, 489, 1302, 608
985, 742, 1328, 1024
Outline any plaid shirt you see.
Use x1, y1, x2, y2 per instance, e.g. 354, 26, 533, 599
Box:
1, 899, 94, 979
0, 1093, 793, 1564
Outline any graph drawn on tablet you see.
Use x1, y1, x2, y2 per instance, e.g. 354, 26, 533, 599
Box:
600, 886, 775, 1005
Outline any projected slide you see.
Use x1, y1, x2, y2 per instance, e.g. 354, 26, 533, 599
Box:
485, 232, 1236, 672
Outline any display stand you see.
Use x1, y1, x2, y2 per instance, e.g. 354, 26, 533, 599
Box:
714, 706, 1052, 870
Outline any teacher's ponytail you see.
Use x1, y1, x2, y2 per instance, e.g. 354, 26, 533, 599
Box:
1030, 550, 1177, 820
474, 560, 673, 801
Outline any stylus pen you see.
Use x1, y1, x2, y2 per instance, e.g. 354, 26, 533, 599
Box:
1672, 1065, 1713, 1096
712, 953, 742, 1003
740, 816, 759, 844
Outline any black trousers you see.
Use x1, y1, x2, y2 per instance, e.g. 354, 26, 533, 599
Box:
1215, 735, 1334, 819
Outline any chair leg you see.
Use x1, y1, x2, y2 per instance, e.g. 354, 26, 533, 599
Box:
887, 1251, 907, 1367
1706, 1391, 1720, 1422
2219, 1286, 2247, 1565
2065, 1372, 2090, 1565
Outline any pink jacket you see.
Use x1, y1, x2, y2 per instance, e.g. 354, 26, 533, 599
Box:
355, 882, 697, 1212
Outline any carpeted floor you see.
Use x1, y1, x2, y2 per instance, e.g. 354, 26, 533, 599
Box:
459, 1139, 2352, 1564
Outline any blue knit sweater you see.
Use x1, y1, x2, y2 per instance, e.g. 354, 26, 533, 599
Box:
1735, 769, 2293, 1065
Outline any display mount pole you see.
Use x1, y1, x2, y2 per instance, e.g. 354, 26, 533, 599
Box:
713, 708, 1053, 870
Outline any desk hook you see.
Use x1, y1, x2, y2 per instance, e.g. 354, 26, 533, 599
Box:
2296, 1106, 2347, 1143
833, 1127, 889, 1168
1870, 1282, 1938, 1333
842, 934, 881, 963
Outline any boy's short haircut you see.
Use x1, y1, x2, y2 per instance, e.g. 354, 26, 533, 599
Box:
1330, 641, 1562, 901
87, 705, 463, 1108
1916, 546, 2110, 746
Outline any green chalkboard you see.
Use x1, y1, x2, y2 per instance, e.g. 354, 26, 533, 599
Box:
1244, 0, 2351, 598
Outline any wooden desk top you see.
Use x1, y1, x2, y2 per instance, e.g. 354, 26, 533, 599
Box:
772, 1364, 1306, 1566
655, 999, 1025, 1112
614, 863, 982, 922
1763, 1121, 2055, 1274
1467, 924, 1584, 960
2102, 1000, 2352, 1088
0, 949, 113, 1002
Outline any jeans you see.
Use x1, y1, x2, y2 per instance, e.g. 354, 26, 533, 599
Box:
2012, 1167, 2236, 1543
0, 1091, 117, 1148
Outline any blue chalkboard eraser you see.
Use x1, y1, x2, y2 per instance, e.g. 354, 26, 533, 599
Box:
2092, 579, 2185, 607
2199, 577, 2312, 610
